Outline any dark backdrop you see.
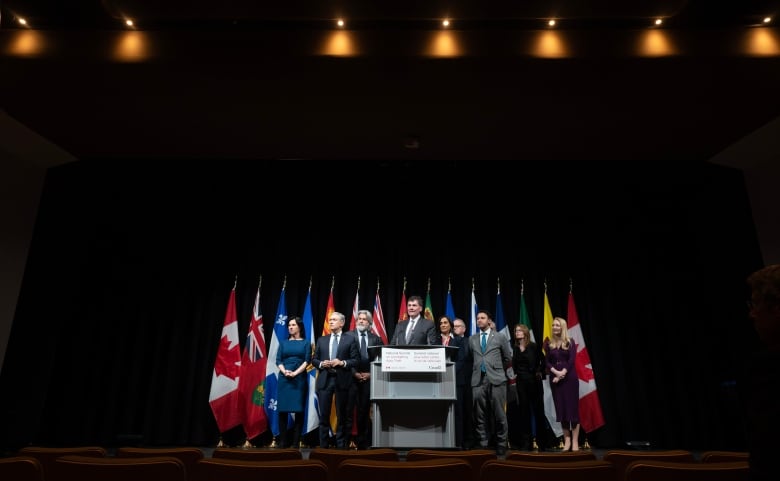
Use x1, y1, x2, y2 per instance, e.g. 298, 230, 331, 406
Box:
0, 160, 764, 451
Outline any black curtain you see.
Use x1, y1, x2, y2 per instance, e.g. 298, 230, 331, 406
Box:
0, 160, 763, 451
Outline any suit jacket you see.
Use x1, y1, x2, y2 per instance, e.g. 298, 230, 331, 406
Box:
345, 329, 384, 373
437, 334, 469, 386
312, 332, 359, 390
469, 329, 512, 386
390, 317, 437, 345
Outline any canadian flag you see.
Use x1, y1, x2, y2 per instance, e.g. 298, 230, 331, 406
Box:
209, 286, 243, 432
567, 291, 605, 433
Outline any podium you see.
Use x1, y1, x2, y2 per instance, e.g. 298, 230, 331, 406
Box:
369, 345, 458, 448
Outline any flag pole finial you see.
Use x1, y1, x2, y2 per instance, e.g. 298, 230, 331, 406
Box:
427, 277, 431, 292
233, 275, 238, 290
376, 277, 380, 292
357, 276, 361, 289
308, 275, 313, 291
569, 276, 573, 293
448, 277, 451, 292
521, 278, 524, 295
497, 276, 501, 293
403, 276, 407, 291
331, 275, 335, 290
282, 274, 287, 290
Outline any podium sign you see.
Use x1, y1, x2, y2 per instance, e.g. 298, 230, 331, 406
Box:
381, 347, 446, 372
370, 345, 457, 448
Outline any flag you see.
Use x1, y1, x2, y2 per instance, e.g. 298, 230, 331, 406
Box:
372, 289, 389, 344
470, 287, 478, 336
445, 286, 456, 321
398, 288, 408, 322
542, 291, 564, 438
568, 290, 605, 433
495, 285, 512, 347
321, 287, 338, 435
348, 286, 360, 331
518, 291, 536, 342
209, 286, 243, 433
264, 286, 288, 436
424, 287, 434, 321
302, 287, 320, 434
238, 284, 268, 440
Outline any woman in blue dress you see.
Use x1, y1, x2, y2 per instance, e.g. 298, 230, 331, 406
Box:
276, 316, 311, 448
543, 316, 580, 451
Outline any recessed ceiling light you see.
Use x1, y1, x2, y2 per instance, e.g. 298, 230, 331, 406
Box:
548, 19, 556, 27
654, 18, 663, 26
442, 19, 450, 28
336, 19, 345, 28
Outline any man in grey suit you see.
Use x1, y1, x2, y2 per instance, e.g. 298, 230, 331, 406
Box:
469, 309, 512, 456
390, 295, 437, 345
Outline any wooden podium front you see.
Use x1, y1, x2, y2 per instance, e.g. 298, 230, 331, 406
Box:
369, 345, 457, 448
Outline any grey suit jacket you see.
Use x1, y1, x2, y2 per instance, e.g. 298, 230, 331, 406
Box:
469, 329, 512, 386
390, 318, 436, 346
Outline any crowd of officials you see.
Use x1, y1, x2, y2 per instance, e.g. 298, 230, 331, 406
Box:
274, 294, 578, 454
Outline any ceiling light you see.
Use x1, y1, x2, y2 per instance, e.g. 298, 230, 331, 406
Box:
548, 19, 556, 27
125, 19, 134, 27
763, 17, 772, 24
18, 17, 28, 26
654, 18, 663, 26
442, 19, 450, 28
336, 19, 345, 28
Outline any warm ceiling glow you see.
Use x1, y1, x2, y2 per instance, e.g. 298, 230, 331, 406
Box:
532, 30, 568, 58
7, 30, 45, 56
764, 17, 772, 24
637, 29, 676, 56
745, 28, 780, 56
336, 19, 344, 28
548, 19, 556, 27
125, 19, 134, 27
654, 18, 663, 26
114, 31, 150, 62
442, 19, 450, 28
18, 17, 28, 26
321, 30, 357, 56
427, 30, 461, 57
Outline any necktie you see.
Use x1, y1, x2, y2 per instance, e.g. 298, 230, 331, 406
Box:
480, 332, 487, 372
406, 320, 416, 344
360, 332, 368, 359
331, 333, 339, 359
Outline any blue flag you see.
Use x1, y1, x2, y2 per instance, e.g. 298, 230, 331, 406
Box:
302, 287, 320, 434
445, 288, 456, 321
264, 287, 288, 436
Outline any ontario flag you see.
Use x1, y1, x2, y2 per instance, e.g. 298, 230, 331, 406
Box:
238, 283, 268, 440
567, 289, 605, 433
209, 285, 243, 433
372, 288, 389, 344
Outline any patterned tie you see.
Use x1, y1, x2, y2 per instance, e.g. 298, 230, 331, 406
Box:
360, 332, 368, 360
405, 319, 415, 344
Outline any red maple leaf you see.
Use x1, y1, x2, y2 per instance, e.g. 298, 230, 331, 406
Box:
214, 334, 240, 379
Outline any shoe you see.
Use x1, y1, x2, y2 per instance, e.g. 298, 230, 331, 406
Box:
496, 446, 507, 456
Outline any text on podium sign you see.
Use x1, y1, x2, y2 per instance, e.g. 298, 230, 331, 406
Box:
381, 347, 446, 372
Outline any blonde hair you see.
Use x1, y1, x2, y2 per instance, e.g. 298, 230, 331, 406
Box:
550, 317, 572, 350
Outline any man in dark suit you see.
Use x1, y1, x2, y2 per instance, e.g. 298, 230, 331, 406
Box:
390, 295, 437, 345
469, 309, 512, 456
312, 311, 359, 448
345, 309, 385, 449
452, 317, 472, 449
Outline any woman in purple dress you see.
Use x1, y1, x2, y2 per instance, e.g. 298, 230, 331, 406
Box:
543, 316, 580, 451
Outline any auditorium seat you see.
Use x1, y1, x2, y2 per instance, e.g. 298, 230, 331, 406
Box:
17, 446, 107, 481
337, 457, 470, 481
700, 451, 750, 463
191, 458, 327, 481
116, 447, 204, 479
625, 459, 749, 481
308, 447, 399, 481
602, 449, 695, 481
406, 449, 496, 481
54, 454, 186, 481
211, 447, 302, 461
480, 459, 615, 481
506, 451, 597, 462
0, 456, 44, 481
